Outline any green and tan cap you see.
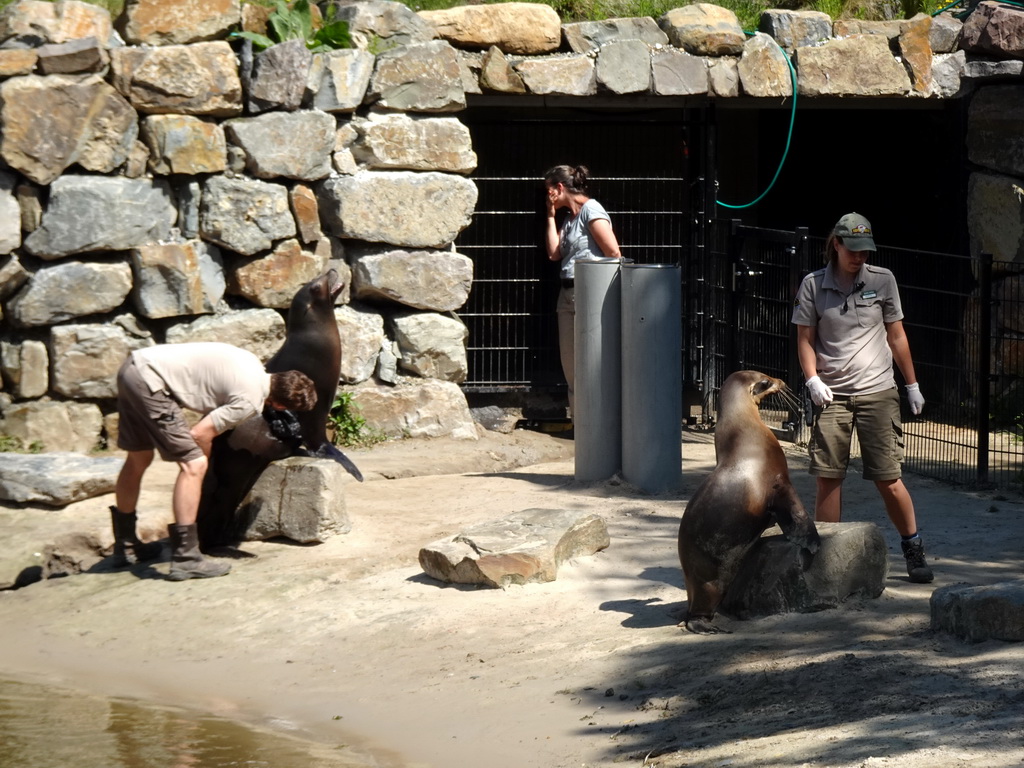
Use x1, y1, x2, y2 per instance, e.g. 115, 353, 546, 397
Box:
833, 212, 876, 252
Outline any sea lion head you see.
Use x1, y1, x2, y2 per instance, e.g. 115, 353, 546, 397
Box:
725, 370, 797, 409
288, 269, 343, 326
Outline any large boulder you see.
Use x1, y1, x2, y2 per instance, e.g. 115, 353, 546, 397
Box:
1, 339, 48, 399
0, 402, 105, 456
967, 171, 1024, 262
225, 109, 336, 181
5, 261, 132, 328
327, 0, 436, 49
308, 48, 375, 113
164, 308, 285, 361
351, 112, 477, 174
245, 38, 312, 114
961, 0, 1024, 58
334, 304, 385, 384
419, 2, 561, 55
562, 17, 669, 53
758, 10, 831, 51
737, 32, 793, 98
967, 85, 1024, 179
117, 0, 240, 45
318, 171, 477, 249
795, 34, 911, 97
199, 175, 296, 256
110, 41, 243, 116
419, 508, 610, 588
130, 242, 226, 319
21, 176, 176, 260
720, 522, 888, 619
0, 452, 121, 505
595, 40, 652, 95
0, 0, 112, 46
49, 322, 152, 399
140, 114, 227, 175
391, 311, 469, 382
344, 378, 478, 440
349, 245, 473, 311
228, 238, 331, 309
514, 54, 596, 96
659, 4, 745, 56
0, 74, 138, 185
931, 580, 1024, 642
367, 40, 466, 113
239, 457, 352, 543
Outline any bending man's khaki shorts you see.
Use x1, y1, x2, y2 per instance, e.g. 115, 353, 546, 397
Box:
116, 357, 204, 463
808, 387, 904, 482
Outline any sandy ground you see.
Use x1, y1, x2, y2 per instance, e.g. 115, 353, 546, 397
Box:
1, 427, 1023, 768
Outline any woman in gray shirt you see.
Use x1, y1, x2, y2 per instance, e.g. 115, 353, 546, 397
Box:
543, 164, 621, 417
791, 212, 933, 583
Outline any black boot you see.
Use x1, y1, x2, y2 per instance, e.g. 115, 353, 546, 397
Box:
901, 536, 934, 584
110, 506, 163, 566
167, 523, 231, 581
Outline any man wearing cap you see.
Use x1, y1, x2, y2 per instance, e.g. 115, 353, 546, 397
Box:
791, 212, 933, 583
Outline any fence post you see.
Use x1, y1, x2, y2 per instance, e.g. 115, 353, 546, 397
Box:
977, 252, 992, 485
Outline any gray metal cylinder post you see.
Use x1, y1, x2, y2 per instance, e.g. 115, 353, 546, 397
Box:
621, 263, 682, 492
574, 258, 623, 482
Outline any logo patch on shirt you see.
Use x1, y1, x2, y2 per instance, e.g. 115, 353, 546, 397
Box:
860, 289, 877, 299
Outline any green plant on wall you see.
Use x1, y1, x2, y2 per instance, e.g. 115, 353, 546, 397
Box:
0, 434, 43, 453
234, 0, 351, 52
328, 391, 385, 448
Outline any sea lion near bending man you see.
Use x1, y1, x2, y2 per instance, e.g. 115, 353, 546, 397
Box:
197, 269, 363, 550
678, 370, 820, 635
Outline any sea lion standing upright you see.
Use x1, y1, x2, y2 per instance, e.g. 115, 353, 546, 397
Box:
266, 270, 344, 455
678, 370, 820, 634
196, 270, 362, 550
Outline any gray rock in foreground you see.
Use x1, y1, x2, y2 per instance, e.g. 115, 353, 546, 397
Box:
239, 456, 351, 543
0, 452, 122, 506
721, 521, 888, 619
931, 580, 1024, 642
419, 507, 609, 589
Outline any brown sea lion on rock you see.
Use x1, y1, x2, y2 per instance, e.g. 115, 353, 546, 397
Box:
678, 370, 820, 634
197, 270, 362, 550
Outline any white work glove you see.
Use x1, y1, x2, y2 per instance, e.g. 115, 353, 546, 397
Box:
805, 376, 833, 407
906, 382, 925, 415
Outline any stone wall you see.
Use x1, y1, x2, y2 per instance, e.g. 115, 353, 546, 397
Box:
0, 0, 1016, 452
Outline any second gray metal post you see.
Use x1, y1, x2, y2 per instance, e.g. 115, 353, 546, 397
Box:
621, 263, 682, 492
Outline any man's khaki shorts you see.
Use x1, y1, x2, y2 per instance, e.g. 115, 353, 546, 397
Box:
116, 357, 203, 463
808, 387, 904, 482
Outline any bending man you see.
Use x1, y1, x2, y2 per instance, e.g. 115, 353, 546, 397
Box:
111, 342, 317, 581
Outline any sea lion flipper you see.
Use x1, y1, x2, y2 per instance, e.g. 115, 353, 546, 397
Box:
769, 478, 820, 555
314, 442, 364, 482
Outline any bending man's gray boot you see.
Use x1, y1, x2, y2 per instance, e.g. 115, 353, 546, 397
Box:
168, 523, 231, 581
110, 506, 163, 566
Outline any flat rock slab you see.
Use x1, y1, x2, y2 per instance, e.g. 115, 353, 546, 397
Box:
931, 580, 1024, 643
0, 452, 121, 506
419, 508, 609, 589
721, 521, 888, 619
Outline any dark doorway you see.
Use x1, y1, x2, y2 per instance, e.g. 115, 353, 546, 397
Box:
455, 105, 703, 394
713, 98, 969, 253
